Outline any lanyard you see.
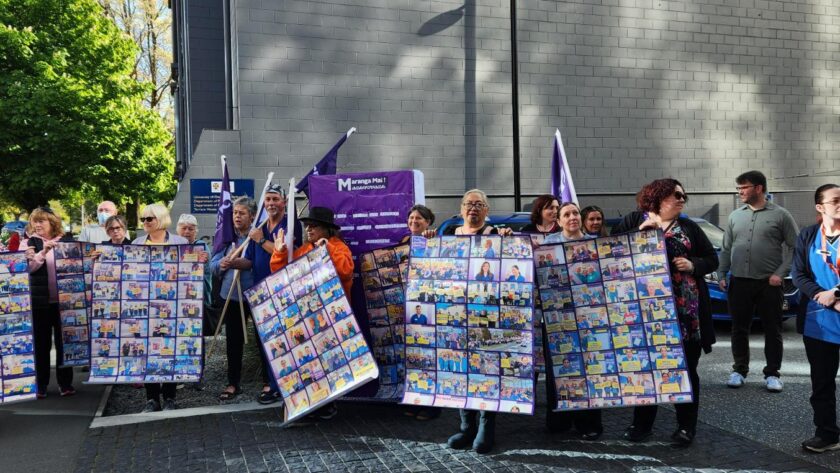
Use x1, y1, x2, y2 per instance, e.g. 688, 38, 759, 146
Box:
819, 229, 840, 279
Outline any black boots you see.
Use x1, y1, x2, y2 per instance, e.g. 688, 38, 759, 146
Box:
473, 411, 496, 453
447, 409, 496, 454
447, 410, 477, 449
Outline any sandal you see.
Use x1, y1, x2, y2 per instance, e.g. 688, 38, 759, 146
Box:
257, 386, 280, 405
218, 386, 242, 401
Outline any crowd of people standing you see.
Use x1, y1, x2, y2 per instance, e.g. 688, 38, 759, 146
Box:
3, 169, 839, 456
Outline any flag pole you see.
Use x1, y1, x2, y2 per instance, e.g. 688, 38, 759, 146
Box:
286, 178, 295, 263
208, 172, 274, 357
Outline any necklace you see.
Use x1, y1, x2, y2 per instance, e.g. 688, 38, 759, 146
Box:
537, 222, 554, 233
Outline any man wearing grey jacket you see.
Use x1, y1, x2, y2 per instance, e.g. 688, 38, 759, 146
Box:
717, 171, 799, 393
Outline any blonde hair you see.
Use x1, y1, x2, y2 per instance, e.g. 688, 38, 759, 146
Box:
141, 203, 171, 231
29, 208, 63, 238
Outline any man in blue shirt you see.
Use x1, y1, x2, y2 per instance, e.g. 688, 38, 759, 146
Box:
245, 184, 303, 284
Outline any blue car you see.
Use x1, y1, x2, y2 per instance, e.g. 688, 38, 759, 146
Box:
1, 221, 27, 236
437, 212, 798, 321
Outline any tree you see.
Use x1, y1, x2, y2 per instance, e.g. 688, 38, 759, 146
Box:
98, 0, 172, 125
0, 0, 174, 212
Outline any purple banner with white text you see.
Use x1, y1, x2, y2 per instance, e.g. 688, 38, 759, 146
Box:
309, 171, 424, 256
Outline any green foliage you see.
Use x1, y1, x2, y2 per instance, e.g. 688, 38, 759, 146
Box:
0, 0, 174, 212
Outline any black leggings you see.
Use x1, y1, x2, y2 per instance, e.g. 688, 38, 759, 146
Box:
33, 303, 73, 391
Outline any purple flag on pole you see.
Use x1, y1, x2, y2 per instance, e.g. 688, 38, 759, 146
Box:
295, 128, 355, 197
550, 129, 578, 205
212, 158, 235, 254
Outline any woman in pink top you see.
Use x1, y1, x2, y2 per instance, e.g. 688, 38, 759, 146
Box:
22, 207, 76, 398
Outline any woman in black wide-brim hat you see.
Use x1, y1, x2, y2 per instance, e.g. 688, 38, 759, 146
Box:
270, 206, 354, 421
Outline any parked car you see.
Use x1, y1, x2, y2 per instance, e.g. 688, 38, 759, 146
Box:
1, 220, 27, 236
437, 212, 798, 320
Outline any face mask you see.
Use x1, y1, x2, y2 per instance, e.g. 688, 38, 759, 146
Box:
97, 212, 111, 225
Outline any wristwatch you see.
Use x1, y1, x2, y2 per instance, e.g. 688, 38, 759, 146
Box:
258, 238, 267, 246
834, 287, 840, 298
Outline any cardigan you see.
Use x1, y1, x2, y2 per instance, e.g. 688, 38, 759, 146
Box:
790, 224, 824, 334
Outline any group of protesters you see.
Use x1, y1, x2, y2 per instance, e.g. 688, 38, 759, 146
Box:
4, 169, 840, 455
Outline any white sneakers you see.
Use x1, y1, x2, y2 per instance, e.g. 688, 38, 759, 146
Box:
726, 372, 784, 392
766, 376, 784, 392
727, 372, 745, 388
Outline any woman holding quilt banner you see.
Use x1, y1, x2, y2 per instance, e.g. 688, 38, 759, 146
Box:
133, 203, 208, 413
443, 189, 512, 454
542, 202, 604, 440
611, 178, 717, 447
23, 207, 76, 398
271, 206, 353, 421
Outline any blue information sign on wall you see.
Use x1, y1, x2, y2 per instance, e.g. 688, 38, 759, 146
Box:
190, 178, 255, 214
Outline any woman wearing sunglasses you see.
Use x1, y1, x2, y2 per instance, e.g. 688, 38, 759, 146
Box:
611, 178, 718, 446
132, 203, 207, 413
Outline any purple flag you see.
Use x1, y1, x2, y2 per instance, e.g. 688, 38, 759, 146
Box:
212, 158, 235, 254
295, 128, 355, 197
550, 129, 578, 205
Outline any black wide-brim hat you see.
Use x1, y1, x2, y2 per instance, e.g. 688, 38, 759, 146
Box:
299, 206, 340, 230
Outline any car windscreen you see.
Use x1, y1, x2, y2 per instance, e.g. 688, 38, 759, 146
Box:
694, 220, 724, 250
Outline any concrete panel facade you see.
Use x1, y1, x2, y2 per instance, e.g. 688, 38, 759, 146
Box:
171, 0, 840, 236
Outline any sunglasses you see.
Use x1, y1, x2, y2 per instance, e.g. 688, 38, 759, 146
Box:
106, 226, 124, 232
37, 206, 55, 215
674, 192, 688, 201
139, 216, 157, 223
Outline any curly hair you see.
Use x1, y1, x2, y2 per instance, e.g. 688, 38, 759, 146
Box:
636, 178, 686, 213
529, 195, 559, 226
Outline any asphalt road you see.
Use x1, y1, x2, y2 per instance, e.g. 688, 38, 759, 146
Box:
0, 368, 104, 473
693, 319, 840, 471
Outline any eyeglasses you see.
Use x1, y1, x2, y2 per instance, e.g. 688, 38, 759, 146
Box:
820, 198, 840, 206
139, 216, 157, 223
735, 185, 756, 191
674, 192, 688, 201
106, 226, 124, 232
462, 202, 487, 210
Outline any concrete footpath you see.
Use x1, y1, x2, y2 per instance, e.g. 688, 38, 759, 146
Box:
0, 370, 105, 473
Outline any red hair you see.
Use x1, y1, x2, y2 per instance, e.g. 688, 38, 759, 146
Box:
636, 178, 685, 213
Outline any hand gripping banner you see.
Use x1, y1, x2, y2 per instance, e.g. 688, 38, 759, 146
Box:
87, 244, 205, 383
534, 229, 694, 410
244, 245, 378, 423
0, 252, 37, 403
402, 235, 537, 415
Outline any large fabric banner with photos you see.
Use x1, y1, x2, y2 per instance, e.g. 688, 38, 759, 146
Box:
0, 252, 37, 403
359, 243, 410, 400
533, 229, 693, 410
54, 242, 95, 366
402, 235, 536, 415
244, 245, 379, 423
87, 244, 205, 383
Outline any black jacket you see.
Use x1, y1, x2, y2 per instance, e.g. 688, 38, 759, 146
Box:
28, 234, 76, 309
611, 211, 719, 353
790, 224, 822, 334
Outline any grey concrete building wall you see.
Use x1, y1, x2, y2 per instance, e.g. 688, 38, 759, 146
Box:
171, 0, 840, 234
